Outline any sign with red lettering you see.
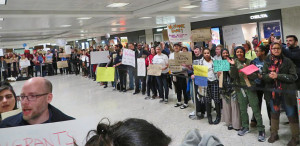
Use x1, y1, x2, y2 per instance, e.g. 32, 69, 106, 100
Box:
0, 118, 98, 146
167, 23, 191, 42
122, 49, 136, 67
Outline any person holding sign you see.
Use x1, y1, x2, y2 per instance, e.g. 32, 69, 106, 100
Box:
19, 55, 29, 77
219, 49, 241, 131
113, 49, 128, 92
152, 46, 169, 103
0, 77, 74, 128
145, 47, 158, 100
198, 48, 221, 125
0, 57, 8, 81
11, 54, 19, 78
169, 43, 189, 109
0, 82, 18, 122
262, 43, 299, 145
228, 46, 265, 142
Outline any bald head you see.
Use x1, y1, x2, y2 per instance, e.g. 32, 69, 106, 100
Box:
24, 77, 52, 93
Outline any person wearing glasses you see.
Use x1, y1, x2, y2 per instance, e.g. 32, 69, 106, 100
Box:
0, 82, 18, 122
0, 77, 74, 128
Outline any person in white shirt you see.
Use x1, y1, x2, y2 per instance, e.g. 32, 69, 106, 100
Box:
152, 46, 169, 103
213, 45, 223, 61
19, 55, 29, 77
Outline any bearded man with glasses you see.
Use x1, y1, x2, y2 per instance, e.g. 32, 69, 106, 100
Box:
0, 77, 74, 128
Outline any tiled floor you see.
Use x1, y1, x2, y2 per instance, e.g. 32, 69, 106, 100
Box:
10, 75, 294, 146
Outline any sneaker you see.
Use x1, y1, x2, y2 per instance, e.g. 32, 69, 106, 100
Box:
159, 99, 164, 103
258, 130, 266, 142
180, 104, 188, 109
164, 99, 168, 104
174, 102, 182, 107
228, 125, 233, 130
238, 127, 249, 136
144, 96, 151, 100
103, 85, 108, 88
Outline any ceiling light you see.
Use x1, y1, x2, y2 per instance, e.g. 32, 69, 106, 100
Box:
237, 8, 249, 11
106, 3, 129, 8
77, 17, 92, 20
112, 22, 121, 26
111, 28, 118, 31
60, 25, 71, 28
139, 17, 152, 19
182, 5, 199, 9
157, 28, 163, 32
0, 18, 3, 21
191, 16, 201, 19
0, 0, 7, 5
0, 27, 3, 29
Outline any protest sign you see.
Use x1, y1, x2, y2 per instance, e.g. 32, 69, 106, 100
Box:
174, 52, 192, 65
0, 118, 98, 146
191, 28, 212, 42
4, 59, 11, 63
120, 37, 128, 47
147, 64, 162, 76
162, 30, 169, 41
65, 45, 71, 54
167, 23, 191, 42
169, 60, 182, 72
213, 60, 230, 72
1, 109, 22, 120
193, 65, 208, 77
195, 76, 208, 86
137, 58, 146, 77
91, 51, 110, 64
57, 61, 68, 69
20, 60, 31, 68
96, 67, 115, 82
0, 49, 3, 56
239, 64, 259, 75
223, 24, 245, 45
122, 49, 135, 67
59, 53, 71, 58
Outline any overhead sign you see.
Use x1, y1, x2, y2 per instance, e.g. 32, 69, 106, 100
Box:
250, 14, 268, 19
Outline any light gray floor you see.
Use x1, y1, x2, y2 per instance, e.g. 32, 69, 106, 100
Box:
10, 75, 293, 146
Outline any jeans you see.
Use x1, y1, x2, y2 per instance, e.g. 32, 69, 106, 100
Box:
173, 75, 189, 104
147, 75, 157, 96
118, 69, 127, 90
270, 95, 297, 117
127, 66, 134, 89
156, 73, 169, 99
35, 65, 41, 77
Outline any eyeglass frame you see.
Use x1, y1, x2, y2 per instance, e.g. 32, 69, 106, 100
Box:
17, 93, 49, 101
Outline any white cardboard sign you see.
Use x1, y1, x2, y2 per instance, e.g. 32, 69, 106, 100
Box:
137, 58, 146, 77
167, 23, 191, 42
0, 118, 98, 146
91, 51, 110, 64
65, 45, 71, 54
0, 49, 3, 56
222, 24, 245, 46
122, 49, 135, 67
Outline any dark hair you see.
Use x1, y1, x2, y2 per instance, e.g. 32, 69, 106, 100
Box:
221, 48, 230, 60
286, 35, 298, 42
0, 82, 17, 110
234, 46, 246, 58
257, 45, 269, 56
182, 47, 188, 51
202, 48, 210, 54
85, 118, 171, 146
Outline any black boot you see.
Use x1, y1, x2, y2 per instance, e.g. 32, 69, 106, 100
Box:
206, 102, 213, 124
213, 103, 221, 125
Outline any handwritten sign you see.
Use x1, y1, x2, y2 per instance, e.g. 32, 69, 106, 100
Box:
147, 64, 162, 76
20, 60, 31, 68
122, 49, 135, 67
167, 23, 191, 42
223, 24, 245, 45
0, 118, 98, 146
174, 52, 192, 65
191, 28, 212, 42
96, 67, 115, 82
137, 58, 146, 77
239, 64, 259, 75
59, 53, 71, 58
57, 61, 68, 69
4, 59, 11, 64
195, 76, 208, 86
213, 60, 230, 72
65, 45, 71, 54
193, 65, 208, 77
169, 60, 182, 72
91, 51, 110, 64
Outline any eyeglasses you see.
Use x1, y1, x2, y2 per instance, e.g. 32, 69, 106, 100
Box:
0, 94, 14, 102
17, 93, 49, 101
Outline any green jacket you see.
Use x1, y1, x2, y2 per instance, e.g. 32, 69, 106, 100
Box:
262, 56, 298, 106
229, 58, 258, 88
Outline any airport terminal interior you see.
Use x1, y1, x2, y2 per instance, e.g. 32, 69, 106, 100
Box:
1, 0, 300, 146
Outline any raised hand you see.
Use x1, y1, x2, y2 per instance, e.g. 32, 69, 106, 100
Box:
227, 58, 235, 65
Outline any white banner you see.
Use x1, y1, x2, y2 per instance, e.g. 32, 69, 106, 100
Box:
65, 45, 71, 54
0, 118, 99, 146
122, 49, 135, 67
137, 58, 146, 77
222, 24, 245, 46
0, 49, 3, 56
167, 23, 191, 42
91, 51, 110, 64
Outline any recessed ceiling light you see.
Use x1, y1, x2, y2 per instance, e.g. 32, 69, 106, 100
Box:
191, 16, 201, 19
0, 0, 7, 5
237, 8, 249, 11
0, 27, 3, 29
139, 17, 152, 19
106, 3, 129, 8
77, 17, 92, 20
60, 25, 71, 28
0, 18, 3, 21
182, 5, 199, 9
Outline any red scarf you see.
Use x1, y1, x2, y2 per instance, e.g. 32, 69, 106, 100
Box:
269, 55, 283, 112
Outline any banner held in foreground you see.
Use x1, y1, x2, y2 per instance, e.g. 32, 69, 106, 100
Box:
96, 67, 115, 82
